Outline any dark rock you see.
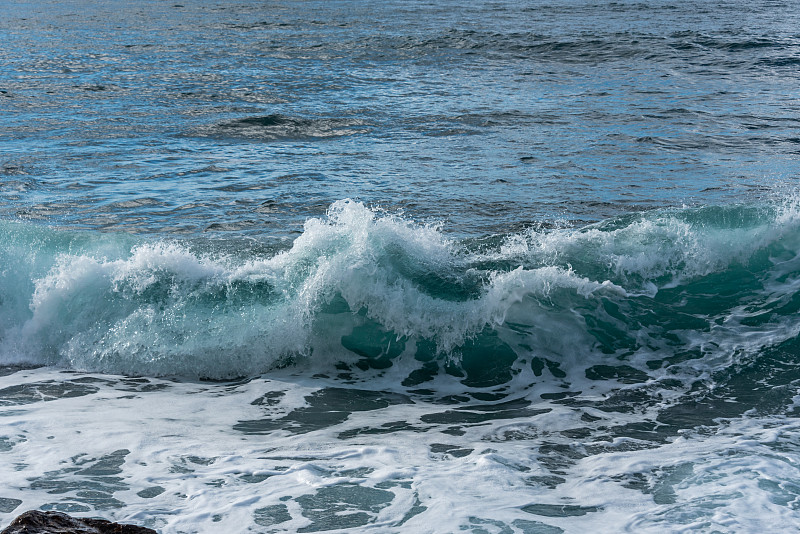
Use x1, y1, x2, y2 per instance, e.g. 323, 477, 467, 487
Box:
0, 510, 157, 534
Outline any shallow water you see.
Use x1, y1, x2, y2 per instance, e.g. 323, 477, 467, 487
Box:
2, 0, 800, 532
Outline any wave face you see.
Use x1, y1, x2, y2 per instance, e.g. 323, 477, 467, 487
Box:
1, 198, 799, 387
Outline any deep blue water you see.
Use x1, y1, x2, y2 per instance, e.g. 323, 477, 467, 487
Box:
2, 1, 800, 532
3, 0, 799, 239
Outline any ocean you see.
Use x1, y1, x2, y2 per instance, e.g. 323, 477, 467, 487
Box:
2, 0, 800, 532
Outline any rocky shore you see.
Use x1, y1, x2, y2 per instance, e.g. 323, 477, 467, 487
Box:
0, 511, 157, 534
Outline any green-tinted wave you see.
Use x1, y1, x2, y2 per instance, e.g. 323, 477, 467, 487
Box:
0, 198, 798, 390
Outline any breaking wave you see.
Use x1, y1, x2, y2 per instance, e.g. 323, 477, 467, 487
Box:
1, 197, 799, 385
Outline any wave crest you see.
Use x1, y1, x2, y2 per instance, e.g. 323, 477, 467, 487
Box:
1, 197, 798, 383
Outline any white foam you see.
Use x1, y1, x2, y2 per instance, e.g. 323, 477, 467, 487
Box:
2, 368, 799, 533
0, 198, 799, 382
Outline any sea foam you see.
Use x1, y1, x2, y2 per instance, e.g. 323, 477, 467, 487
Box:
0, 197, 798, 384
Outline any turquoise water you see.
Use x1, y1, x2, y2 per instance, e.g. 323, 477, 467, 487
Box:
2, 0, 800, 532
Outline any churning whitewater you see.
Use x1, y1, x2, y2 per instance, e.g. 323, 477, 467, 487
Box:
2, 197, 800, 387
2, 197, 800, 533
